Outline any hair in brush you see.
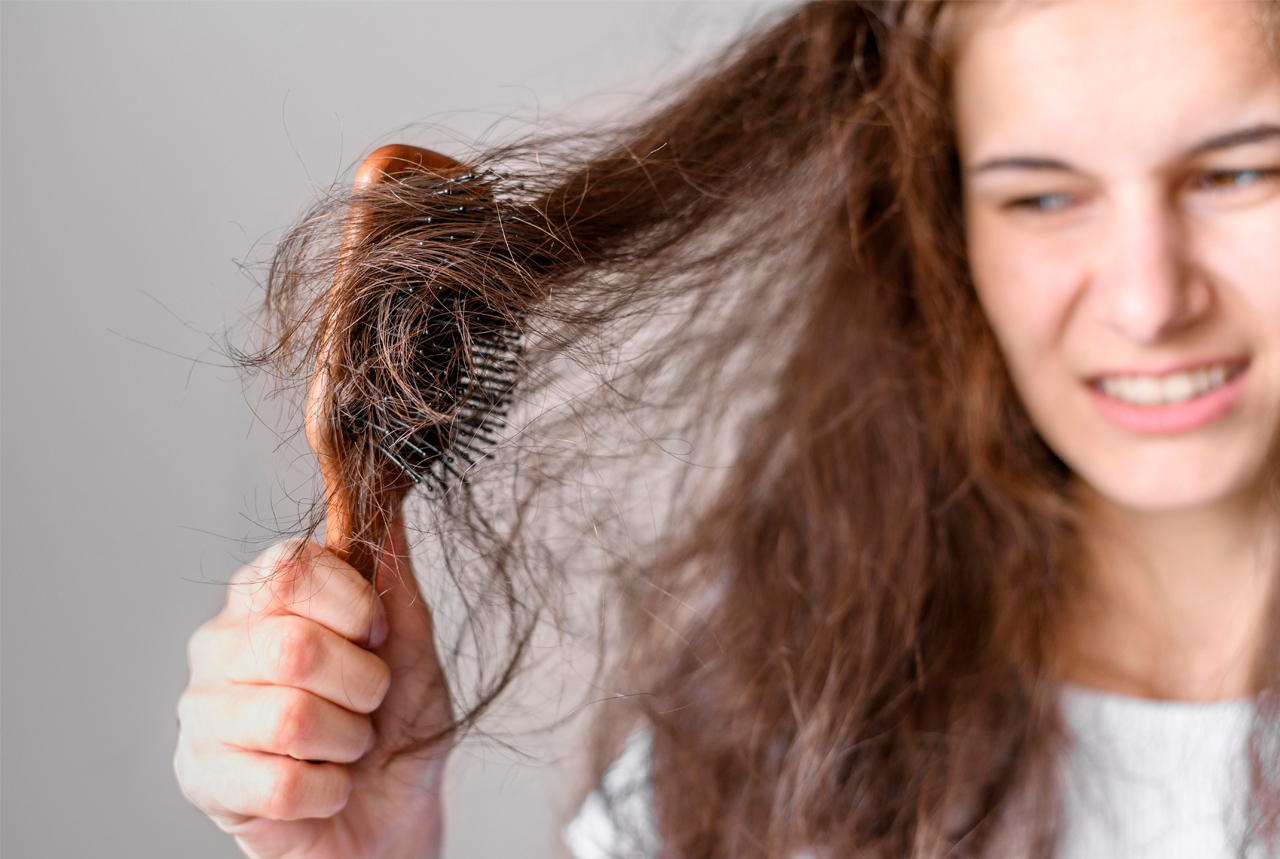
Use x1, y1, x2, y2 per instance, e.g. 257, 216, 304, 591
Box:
330, 166, 520, 493
300, 155, 536, 582
264, 116, 803, 590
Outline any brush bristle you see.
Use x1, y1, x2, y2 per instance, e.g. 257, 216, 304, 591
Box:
332, 169, 523, 493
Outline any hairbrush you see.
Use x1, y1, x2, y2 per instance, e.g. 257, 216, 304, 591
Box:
305, 144, 522, 582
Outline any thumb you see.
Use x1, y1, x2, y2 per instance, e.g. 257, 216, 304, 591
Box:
373, 513, 438, 660
369, 514, 452, 741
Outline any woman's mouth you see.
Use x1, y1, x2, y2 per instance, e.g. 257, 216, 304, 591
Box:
1087, 359, 1249, 434
1093, 360, 1247, 407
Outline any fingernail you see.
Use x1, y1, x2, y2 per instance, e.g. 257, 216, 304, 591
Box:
370, 607, 389, 648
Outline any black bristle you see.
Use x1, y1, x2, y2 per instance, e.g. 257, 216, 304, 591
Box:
337, 167, 522, 492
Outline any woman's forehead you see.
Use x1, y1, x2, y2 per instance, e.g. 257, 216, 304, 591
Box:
951, 0, 1280, 167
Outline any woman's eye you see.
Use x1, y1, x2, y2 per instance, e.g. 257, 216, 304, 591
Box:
1005, 193, 1074, 213
1193, 168, 1279, 191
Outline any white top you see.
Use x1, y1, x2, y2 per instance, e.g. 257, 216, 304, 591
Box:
563, 686, 1258, 859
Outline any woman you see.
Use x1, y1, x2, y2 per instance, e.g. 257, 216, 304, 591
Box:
174, 1, 1280, 856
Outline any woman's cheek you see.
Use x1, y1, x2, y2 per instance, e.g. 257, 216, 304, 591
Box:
1209, 208, 1280, 447
969, 221, 1087, 380
1214, 211, 1280, 326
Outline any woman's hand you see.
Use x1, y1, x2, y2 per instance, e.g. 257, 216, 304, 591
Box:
175, 517, 453, 859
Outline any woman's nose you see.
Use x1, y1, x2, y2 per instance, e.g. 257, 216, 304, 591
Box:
1088, 192, 1213, 344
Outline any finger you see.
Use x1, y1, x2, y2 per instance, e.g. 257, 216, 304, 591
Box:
227, 540, 388, 647
184, 683, 376, 764
177, 744, 352, 822
211, 614, 392, 714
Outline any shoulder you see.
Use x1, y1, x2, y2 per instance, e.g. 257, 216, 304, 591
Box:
561, 730, 825, 859
562, 729, 658, 859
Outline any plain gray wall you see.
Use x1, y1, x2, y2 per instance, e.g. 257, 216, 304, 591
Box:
0, 3, 783, 857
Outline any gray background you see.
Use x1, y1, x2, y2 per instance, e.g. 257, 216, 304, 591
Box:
0, 3, 781, 857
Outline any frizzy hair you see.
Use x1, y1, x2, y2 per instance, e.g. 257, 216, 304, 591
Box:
244, 2, 1280, 857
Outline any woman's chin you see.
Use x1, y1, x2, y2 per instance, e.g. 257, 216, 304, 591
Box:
1067, 445, 1269, 515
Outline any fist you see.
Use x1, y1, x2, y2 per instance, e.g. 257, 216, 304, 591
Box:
175, 519, 452, 859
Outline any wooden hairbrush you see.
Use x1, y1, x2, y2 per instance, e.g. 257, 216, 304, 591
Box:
305, 144, 521, 582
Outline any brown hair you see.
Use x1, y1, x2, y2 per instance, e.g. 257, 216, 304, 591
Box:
246, 2, 1280, 856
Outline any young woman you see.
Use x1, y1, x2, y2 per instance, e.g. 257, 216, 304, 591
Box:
174, 1, 1280, 857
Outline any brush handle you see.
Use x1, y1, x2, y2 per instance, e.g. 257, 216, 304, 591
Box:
308, 144, 464, 582
354, 143, 461, 186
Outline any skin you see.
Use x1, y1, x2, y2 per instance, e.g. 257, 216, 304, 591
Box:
174, 519, 452, 859
956, 0, 1280, 700
175, 3, 1280, 858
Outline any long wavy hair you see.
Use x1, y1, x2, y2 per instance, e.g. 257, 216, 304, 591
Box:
246, 2, 1280, 856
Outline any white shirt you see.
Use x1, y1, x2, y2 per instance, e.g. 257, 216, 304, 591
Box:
563, 687, 1259, 859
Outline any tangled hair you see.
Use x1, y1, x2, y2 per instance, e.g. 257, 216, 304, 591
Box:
245, 2, 1280, 856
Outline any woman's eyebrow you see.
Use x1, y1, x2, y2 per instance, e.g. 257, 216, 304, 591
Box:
969, 124, 1280, 177
967, 156, 1076, 176
1183, 122, 1280, 157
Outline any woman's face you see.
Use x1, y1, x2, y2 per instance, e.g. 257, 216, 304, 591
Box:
956, 0, 1280, 513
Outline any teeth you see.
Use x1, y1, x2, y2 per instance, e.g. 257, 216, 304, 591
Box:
1132, 376, 1161, 405
1097, 362, 1239, 407
1160, 373, 1193, 403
